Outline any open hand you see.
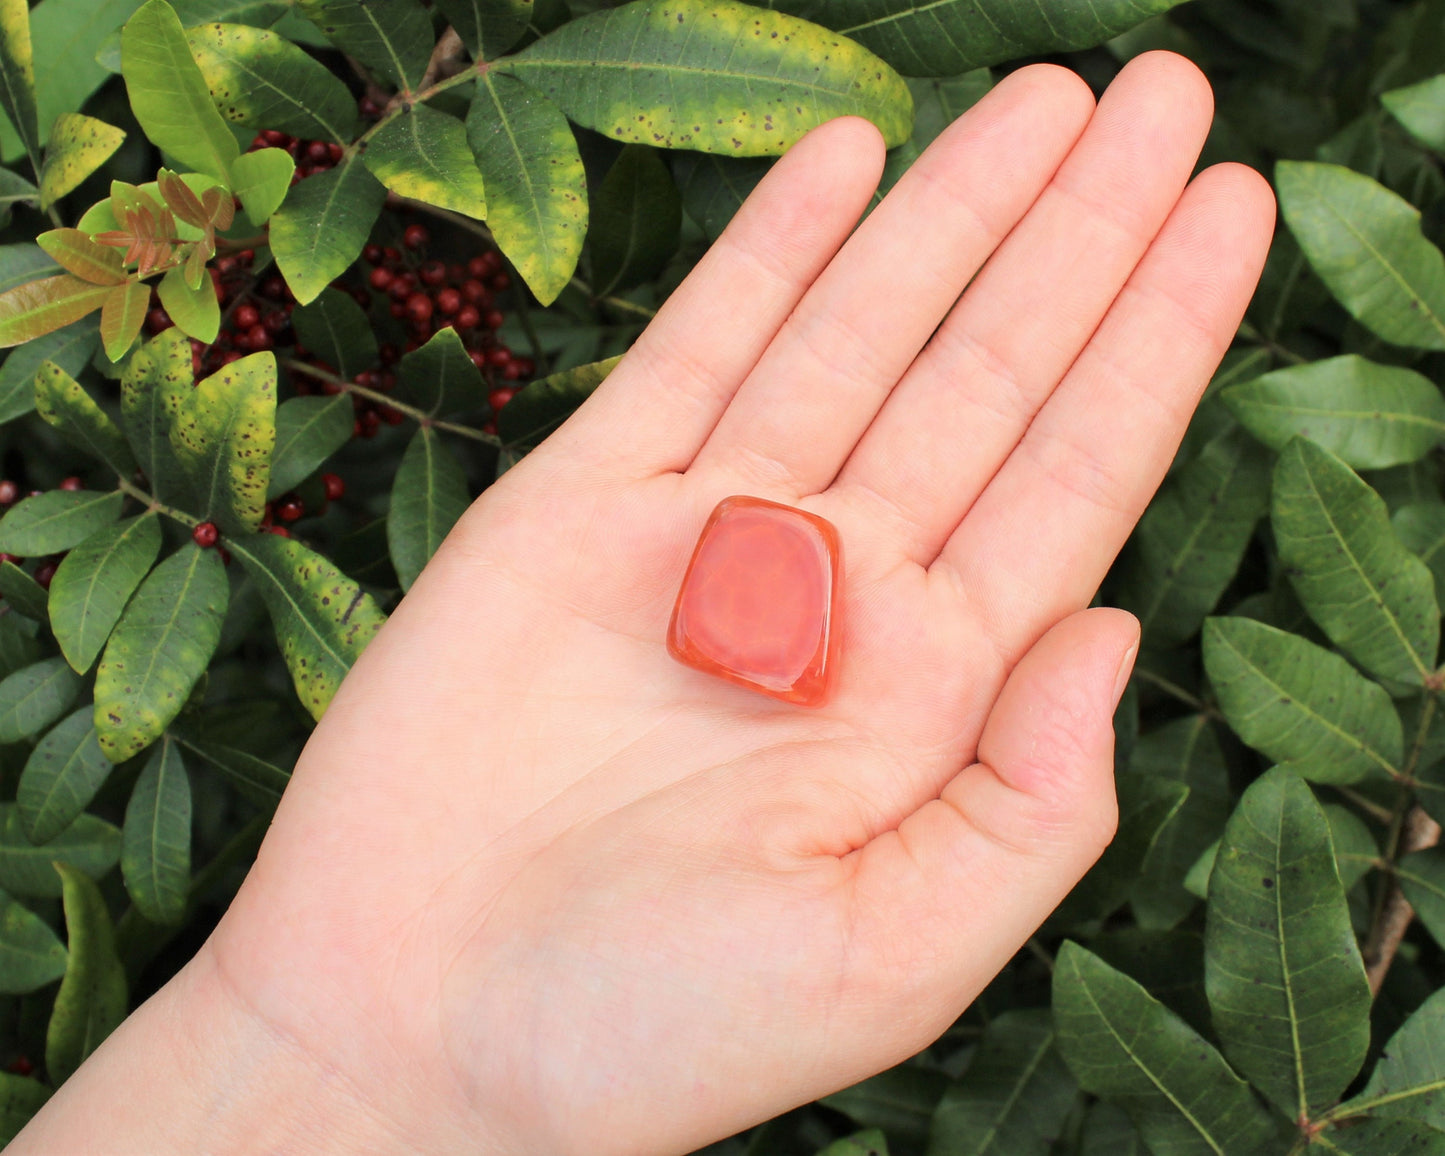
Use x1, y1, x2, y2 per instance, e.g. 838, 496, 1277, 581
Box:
14, 50, 1274, 1156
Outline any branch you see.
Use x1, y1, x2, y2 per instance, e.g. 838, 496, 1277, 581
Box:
1364, 806, 1442, 996
418, 27, 467, 91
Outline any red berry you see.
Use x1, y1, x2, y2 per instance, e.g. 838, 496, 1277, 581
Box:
218, 545, 232, 566
263, 309, 290, 334
357, 409, 381, 438
261, 275, 288, 301
379, 405, 404, 425
461, 279, 490, 306
368, 266, 393, 290
420, 260, 447, 286
0, 481, 17, 505
486, 347, 511, 367
58, 476, 82, 491
268, 525, 291, 538
262, 129, 289, 146
405, 293, 433, 323
306, 140, 330, 163
0, 554, 20, 566
145, 307, 173, 334
275, 495, 305, 523
246, 324, 272, 351
192, 521, 219, 548
33, 561, 57, 589
389, 300, 408, 320
321, 473, 345, 501
481, 419, 497, 436
489, 386, 516, 410
359, 96, 381, 119
239, 249, 255, 266
7, 1056, 32, 1077
514, 357, 536, 377
501, 360, 522, 380
363, 244, 383, 265
435, 287, 462, 316
383, 246, 401, 263
468, 349, 488, 370
233, 303, 260, 329
388, 273, 417, 301
447, 263, 466, 281
483, 309, 505, 330
327, 143, 344, 164
490, 271, 511, 291
403, 224, 430, 250
456, 305, 481, 330
221, 351, 244, 365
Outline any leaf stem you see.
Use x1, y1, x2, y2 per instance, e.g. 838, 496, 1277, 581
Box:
1130, 663, 1219, 718
569, 275, 659, 320
349, 65, 482, 155
116, 475, 199, 528
279, 357, 499, 445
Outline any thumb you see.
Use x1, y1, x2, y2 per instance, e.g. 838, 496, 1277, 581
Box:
846, 607, 1138, 1039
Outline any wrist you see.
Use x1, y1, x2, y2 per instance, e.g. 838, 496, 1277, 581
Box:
8, 941, 494, 1155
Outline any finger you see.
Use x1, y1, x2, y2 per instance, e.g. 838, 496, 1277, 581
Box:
828, 52, 1215, 564
687, 64, 1096, 497
540, 117, 886, 479
939, 164, 1276, 656
842, 609, 1137, 1035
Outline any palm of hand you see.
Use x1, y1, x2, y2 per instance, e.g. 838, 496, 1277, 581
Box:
208, 53, 1273, 1156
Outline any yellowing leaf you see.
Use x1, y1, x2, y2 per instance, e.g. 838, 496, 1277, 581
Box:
99, 278, 149, 361
364, 104, 487, 219
35, 228, 127, 285
0, 274, 110, 347
39, 113, 125, 210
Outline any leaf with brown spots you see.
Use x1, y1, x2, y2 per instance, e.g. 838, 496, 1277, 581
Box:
120, 328, 193, 509
229, 532, 385, 722
169, 351, 277, 533
93, 543, 227, 764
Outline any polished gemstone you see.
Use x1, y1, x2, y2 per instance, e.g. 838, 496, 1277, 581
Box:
668, 496, 841, 706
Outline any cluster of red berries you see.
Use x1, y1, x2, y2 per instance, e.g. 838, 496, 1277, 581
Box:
0, 475, 85, 589
247, 129, 345, 186
190, 473, 346, 556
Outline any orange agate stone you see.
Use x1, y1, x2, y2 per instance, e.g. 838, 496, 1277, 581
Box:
667, 496, 842, 706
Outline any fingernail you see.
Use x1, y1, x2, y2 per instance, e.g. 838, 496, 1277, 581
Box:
1112, 643, 1138, 710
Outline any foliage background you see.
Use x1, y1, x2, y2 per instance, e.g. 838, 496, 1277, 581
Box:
0, 0, 1442, 1153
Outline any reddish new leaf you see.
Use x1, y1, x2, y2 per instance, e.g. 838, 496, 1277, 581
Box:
156, 169, 209, 230
35, 230, 127, 286
200, 186, 234, 231
0, 275, 111, 347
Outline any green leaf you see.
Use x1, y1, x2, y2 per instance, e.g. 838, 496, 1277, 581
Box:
120, 0, 239, 183
1116, 427, 1269, 650
1324, 804, 1379, 891
157, 263, 219, 343
0, 489, 123, 556
927, 1009, 1077, 1156
497, 353, 621, 451
296, 0, 432, 91
819, 1131, 889, 1156
174, 733, 286, 802
270, 155, 386, 306
466, 73, 586, 306
1223, 356, 1445, 469
1127, 716, 1232, 931
500, 0, 913, 154
99, 278, 149, 361
1398, 849, 1445, 953
388, 426, 469, 592
392, 324, 485, 417
48, 514, 162, 673
229, 532, 385, 721
0, 888, 66, 994
673, 152, 772, 242
1276, 162, 1445, 351
93, 543, 228, 763
1052, 941, 1277, 1156
169, 351, 277, 532
1397, 504, 1445, 607
185, 20, 359, 143
364, 104, 488, 220
120, 328, 192, 507
878, 70, 992, 196
36, 228, 127, 285
768, 0, 1187, 77
1384, 75, 1445, 153
1203, 769, 1370, 1119
589, 144, 681, 296
290, 286, 376, 382
1343, 986, 1445, 1130
34, 358, 138, 478
435, 0, 530, 59
1315, 1120, 1445, 1154
0, 1074, 48, 1146
0, 805, 119, 898
267, 394, 352, 499
0, 488, 122, 560
0, 273, 111, 347
1080, 1102, 1142, 1156
0, 0, 40, 170
0, 563, 47, 623
39, 113, 125, 210
120, 738, 189, 924
0, 315, 99, 425
1202, 617, 1403, 784
1273, 438, 1440, 686
228, 145, 293, 227
0, 242, 58, 292
18, 708, 114, 845
44, 861, 126, 1085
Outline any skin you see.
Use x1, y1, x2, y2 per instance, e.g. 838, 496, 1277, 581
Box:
11, 52, 1274, 1156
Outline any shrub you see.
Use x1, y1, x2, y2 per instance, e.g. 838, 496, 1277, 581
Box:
0, 1, 1440, 1154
